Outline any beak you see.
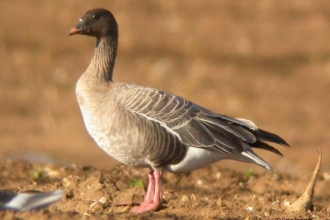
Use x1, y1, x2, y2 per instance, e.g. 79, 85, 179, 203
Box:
68, 27, 82, 36
68, 20, 86, 36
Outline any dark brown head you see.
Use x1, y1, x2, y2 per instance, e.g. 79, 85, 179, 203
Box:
69, 8, 118, 38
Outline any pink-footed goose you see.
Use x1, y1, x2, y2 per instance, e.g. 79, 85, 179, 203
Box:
69, 8, 290, 213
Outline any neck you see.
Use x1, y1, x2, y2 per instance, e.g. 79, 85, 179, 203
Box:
87, 36, 118, 83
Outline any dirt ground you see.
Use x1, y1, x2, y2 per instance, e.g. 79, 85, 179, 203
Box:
0, 0, 330, 219
0, 160, 329, 219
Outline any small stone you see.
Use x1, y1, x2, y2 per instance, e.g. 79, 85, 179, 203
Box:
202, 196, 209, 202
88, 201, 104, 213
282, 200, 291, 207
327, 205, 330, 213
271, 200, 281, 211
44, 167, 61, 178
98, 197, 107, 204
217, 198, 223, 207
190, 194, 197, 200
181, 195, 189, 203
62, 175, 79, 188
245, 206, 254, 212
62, 177, 71, 187
323, 172, 330, 181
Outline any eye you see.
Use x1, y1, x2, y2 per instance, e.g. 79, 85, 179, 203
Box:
92, 14, 99, 20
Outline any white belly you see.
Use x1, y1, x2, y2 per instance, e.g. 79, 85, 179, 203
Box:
166, 147, 225, 173
166, 147, 251, 173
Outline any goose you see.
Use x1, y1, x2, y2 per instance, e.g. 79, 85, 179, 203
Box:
69, 8, 290, 213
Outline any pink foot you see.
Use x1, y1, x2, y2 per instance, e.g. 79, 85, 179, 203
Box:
130, 201, 160, 213
130, 171, 163, 213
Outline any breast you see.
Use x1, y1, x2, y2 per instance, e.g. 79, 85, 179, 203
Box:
78, 98, 148, 166
76, 80, 136, 164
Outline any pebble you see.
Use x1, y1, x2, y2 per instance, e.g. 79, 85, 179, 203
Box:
217, 197, 223, 207
245, 206, 254, 212
98, 197, 107, 204
181, 195, 189, 203
282, 200, 291, 207
62, 175, 78, 188
271, 200, 281, 211
43, 166, 61, 178
88, 201, 104, 213
190, 194, 197, 200
323, 172, 330, 181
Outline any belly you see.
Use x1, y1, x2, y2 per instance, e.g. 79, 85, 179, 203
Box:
80, 106, 150, 167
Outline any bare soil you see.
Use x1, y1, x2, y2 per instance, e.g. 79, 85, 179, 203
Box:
0, 160, 329, 219
0, 1, 330, 219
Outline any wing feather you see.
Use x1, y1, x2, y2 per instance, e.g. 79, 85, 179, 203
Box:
123, 84, 288, 156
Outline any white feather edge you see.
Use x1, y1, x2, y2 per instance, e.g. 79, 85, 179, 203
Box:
236, 118, 258, 130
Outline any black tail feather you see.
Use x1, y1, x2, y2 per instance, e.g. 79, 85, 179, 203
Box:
251, 140, 284, 156
252, 129, 290, 147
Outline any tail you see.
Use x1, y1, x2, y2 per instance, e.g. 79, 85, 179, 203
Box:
249, 128, 290, 156
253, 128, 290, 147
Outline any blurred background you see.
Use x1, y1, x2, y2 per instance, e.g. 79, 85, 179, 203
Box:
0, 0, 329, 177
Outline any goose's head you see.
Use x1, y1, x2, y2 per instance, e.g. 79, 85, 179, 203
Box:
69, 8, 118, 38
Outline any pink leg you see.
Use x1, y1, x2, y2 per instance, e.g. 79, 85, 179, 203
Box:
153, 171, 163, 204
130, 171, 163, 213
143, 171, 155, 203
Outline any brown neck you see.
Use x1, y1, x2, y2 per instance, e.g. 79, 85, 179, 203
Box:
87, 35, 118, 83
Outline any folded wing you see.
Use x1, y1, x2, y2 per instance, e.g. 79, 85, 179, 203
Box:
124, 85, 289, 156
